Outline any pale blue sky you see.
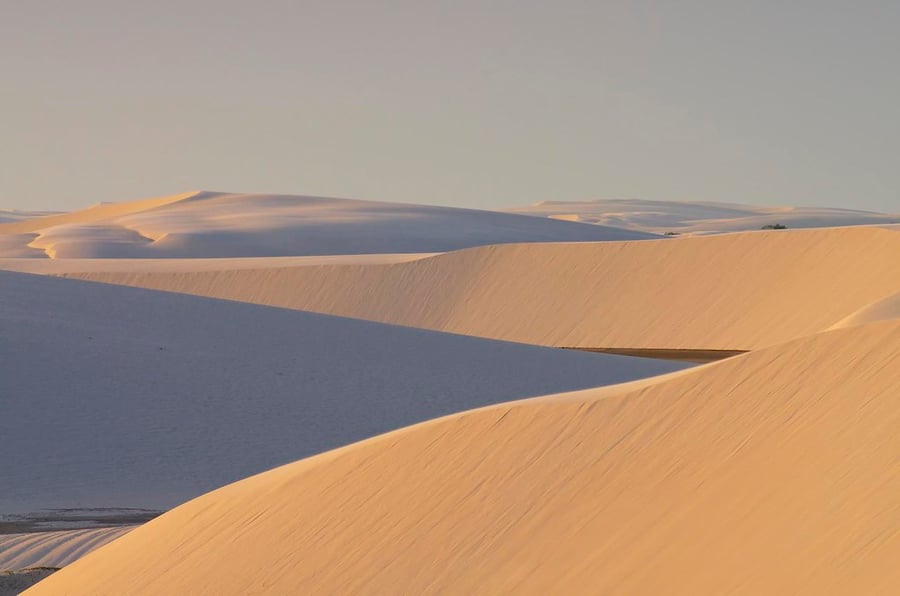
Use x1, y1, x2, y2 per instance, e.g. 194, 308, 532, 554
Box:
3, 1, 898, 212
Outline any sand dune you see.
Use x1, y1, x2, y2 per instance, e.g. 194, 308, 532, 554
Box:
0, 191, 653, 258
28, 319, 900, 595
0, 527, 134, 571
505, 198, 900, 234
53, 226, 900, 350
0, 270, 684, 514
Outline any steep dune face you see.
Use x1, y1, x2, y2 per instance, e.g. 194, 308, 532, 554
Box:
29, 320, 900, 595
60, 226, 900, 350
0, 271, 684, 513
0, 192, 653, 258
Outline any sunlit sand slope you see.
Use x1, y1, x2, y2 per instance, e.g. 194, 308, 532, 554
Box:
62, 226, 900, 350
0, 271, 683, 513
29, 319, 900, 595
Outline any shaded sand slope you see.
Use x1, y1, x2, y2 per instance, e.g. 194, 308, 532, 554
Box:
62, 226, 900, 350
0, 191, 653, 258
30, 319, 900, 595
0, 527, 134, 571
0, 271, 684, 513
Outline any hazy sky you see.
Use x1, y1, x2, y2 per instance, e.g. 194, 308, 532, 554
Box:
3, 1, 898, 212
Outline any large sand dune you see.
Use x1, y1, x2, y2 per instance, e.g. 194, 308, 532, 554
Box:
50, 225, 900, 350
0, 191, 652, 258
28, 319, 900, 595
505, 198, 900, 234
0, 271, 684, 514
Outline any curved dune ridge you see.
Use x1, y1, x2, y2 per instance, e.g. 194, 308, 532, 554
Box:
0, 191, 654, 258
51, 225, 900, 350
505, 198, 900, 234
0, 527, 134, 571
0, 270, 685, 513
27, 319, 900, 595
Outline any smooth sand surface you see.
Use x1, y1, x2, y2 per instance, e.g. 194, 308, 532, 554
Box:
1, 271, 685, 513
28, 319, 900, 595
505, 198, 900, 234
56, 226, 900, 350
0, 191, 653, 258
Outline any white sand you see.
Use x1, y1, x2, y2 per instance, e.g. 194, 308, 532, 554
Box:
28, 319, 900, 594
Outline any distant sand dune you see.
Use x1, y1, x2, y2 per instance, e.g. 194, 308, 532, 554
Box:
0, 191, 653, 258
54, 226, 900, 350
28, 320, 900, 595
0, 191, 201, 235
505, 198, 900, 234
